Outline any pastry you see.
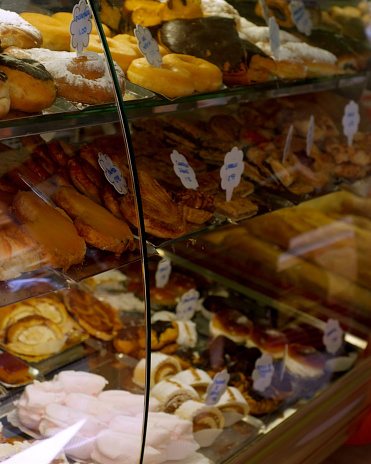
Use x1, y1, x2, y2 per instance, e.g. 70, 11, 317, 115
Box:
151, 320, 179, 351
174, 190, 216, 224
67, 158, 104, 205
285, 344, 325, 378
150, 378, 199, 413
248, 325, 288, 359
53, 186, 135, 256
6, 315, 66, 357
176, 320, 198, 348
172, 368, 212, 397
175, 399, 224, 432
54, 370, 108, 395
63, 288, 122, 341
0, 53, 56, 112
210, 309, 253, 344
133, 352, 182, 388
0, 9, 42, 49
12, 190, 86, 272
120, 170, 186, 238
215, 386, 250, 417
0, 351, 30, 384
0, 72, 10, 118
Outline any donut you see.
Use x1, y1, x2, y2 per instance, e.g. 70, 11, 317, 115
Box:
0, 71, 10, 118
162, 53, 222, 93
0, 9, 42, 50
127, 57, 194, 98
5, 48, 125, 104
112, 34, 169, 57
0, 54, 56, 112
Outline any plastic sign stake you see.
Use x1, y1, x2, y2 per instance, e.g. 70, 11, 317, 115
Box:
220, 146, 244, 202
3, 419, 85, 464
342, 100, 360, 146
269, 17, 280, 59
134, 24, 163, 68
289, 0, 312, 36
176, 288, 200, 320
252, 353, 274, 392
155, 257, 172, 288
205, 370, 230, 405
323, 319, 344, 355
171, 150, 199, 190
70, 0, 92, 54
98, 153, 128, 194
283, 124, 293, 164
306, 115, 314, 156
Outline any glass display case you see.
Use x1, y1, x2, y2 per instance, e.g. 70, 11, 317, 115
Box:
0, 0, 369, 463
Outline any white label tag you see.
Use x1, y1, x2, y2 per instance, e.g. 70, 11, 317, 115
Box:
252, 353, 274, 392
289, 0, 312, 36
306, 115, 314, 156
70, 0, 92, 54
259, 0, 271, 25
170, 150, 199, 190
220, 146, 244, 202
176, 288, 200, 320
155, 257, 172, 289
134, 24, 163, 68
323, 319, 344, 355
342, 100, 360, 146
283, 125, 293, 164
269, 17, 281, 59
98, 153, 128, 195
205, 369, 230, 405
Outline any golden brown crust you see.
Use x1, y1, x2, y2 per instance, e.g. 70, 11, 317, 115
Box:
101, 183, 124, 219
68, 159, 103, 204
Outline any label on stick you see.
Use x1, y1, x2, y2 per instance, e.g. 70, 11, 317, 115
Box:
134, 24, 162, 68
70, 0, 92, 54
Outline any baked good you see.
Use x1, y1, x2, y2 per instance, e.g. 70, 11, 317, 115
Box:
248, 325, 288, 359
53, 186, 135, 256
285, 344, 325, 378
172, 368, 212, 397
121, 170, 186, 239
162, 54, 222, 93
113, 324, 146, 358
175, 399, 224, 432
174, 190, 216, 224
127, 57, 195, 98
63, 288, 122, 341
255, 0, 294, 28
0, 9, 42, 49
151, 320, 179, 351
12, 190, 86, 272
133, 352, 182, 388
0, 351, 30, 384
6, 315, 65, 357
150, 378, 199, 413
67, 158, 103, 205
215, 386, 250, 417
6, 48, 125, 105
210, 309, 253, 344
176, 320, 197, 348
0, 72, 10, 118
0, 53, 56, 112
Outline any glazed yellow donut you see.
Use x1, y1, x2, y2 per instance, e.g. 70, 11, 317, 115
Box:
83, 35, 138, 72
162, 53, 222, 93
127, 57, 195, 98
112, 34, 169, 57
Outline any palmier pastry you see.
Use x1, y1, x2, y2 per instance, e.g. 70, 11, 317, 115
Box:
0, 9, 42, 49
174, 189, 216, 224
120, 170, 186, 238
63, 288, 122, 341
53, 186, 135, 256
12, 190, 86, 271
0, 54, 56, 112
6, 315, 65, 357
67, 159, 103, 204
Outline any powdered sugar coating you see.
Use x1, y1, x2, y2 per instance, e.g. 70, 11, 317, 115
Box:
238, 17, 301, 44
0, 9, 42, 43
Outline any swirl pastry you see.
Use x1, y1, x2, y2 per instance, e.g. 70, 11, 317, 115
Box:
133, 352, 182, 388
63, 288, 122, 341
175, 399, 224, 432
172, 368, 212, 397
215, 387, 250, 417
6, 315, 65, 357
150, 378, 198, 413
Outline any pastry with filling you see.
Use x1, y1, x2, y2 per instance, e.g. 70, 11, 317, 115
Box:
175, 399, 224, 432
150, 378, 198, 413
133, 352, 182, 388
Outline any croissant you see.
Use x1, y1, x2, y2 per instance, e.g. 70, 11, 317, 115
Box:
120, 170, 186, 238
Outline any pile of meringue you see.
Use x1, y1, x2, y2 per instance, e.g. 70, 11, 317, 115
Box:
10, 370, 208, 464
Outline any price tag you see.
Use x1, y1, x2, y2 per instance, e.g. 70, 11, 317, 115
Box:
323, 319, 344, 355
98, 153, 128, 195
342, 100, 360, 146
155, 257, 172, 288
205, 370, 230, 405
252, 353, 274, 392
170, 150, 199, 190
70, 0, 92, 54
269, 17, 280, 59
259, 0, 271, 25
134, 24, 163, 68
289, 0, 312, 36
176, 288, 200, 320
306, 115, 314, 156
283, 125, 293, 164
220, 146, 244, 202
